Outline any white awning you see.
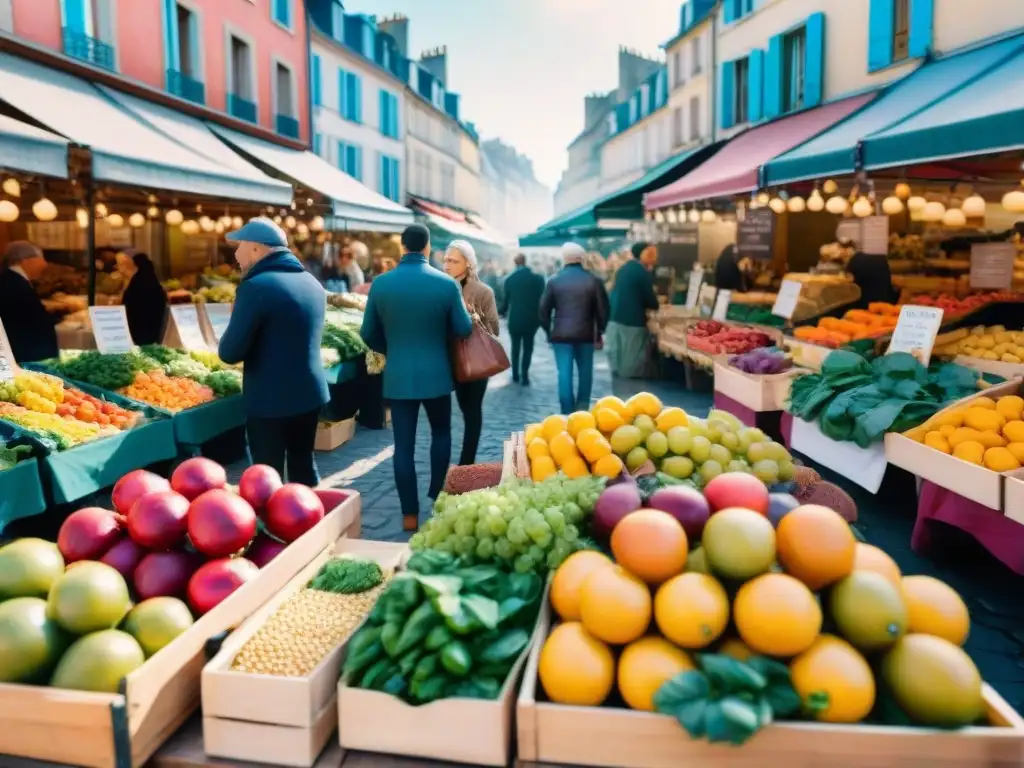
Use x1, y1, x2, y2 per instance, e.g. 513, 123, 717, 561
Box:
423, 212, 509, 247
208, 124, 414, 233
0, 53, 288, 202
0, 114, 69, 178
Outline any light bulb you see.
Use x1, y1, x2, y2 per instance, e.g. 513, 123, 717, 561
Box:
106, 213, 125, 228
922, 201, 946, 222
165, 209, 184, 226
768, 197, 787, 214
181, 219, 200, 235
942, 208, 966, 228
2, 178, 21, 198
907, 196, 927, 213
822, 179, 838, 195
232, 216, 244, 229
199, 215, 215, 232
701, 209, 717, 223
147, 205, 160, 219
644, 211, 653, 221
297, 222, 310, 236
273, 215, 283, 225
852, 196, 873, 218
666, 208, 678, 224
687, 209, 700, 223
95, 203, 108, 218
285, 215, 297, 229
75, 207, 89, 228
215, 221, 225, 234
1002, 190, 1024, 213
881, 196, 904, 215
129, 213, 145, 228
756, 192, 770, 205
310, 215, 325, 232
787, 196, 806, 213
806, 190, 824, 212
218, 215, 233, 228
961, 195, 986, 218
32, 198, 58, 222
654, 210, 665, 223
825, 196, 848, 215
0, 200, 19, 222
894, 182, 911, 200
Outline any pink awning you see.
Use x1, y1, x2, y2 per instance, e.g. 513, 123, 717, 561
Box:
644, 94, 876, 209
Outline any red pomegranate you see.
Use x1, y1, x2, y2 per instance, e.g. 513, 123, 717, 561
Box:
265, 484, 325, 543
111, 470, 171, 516
187, 558, 259, 615
170, 457, 227, 501
246, 534, 287, 568
99, 536, 148, 580
238, 465, 283, 513
127, 490, 190, 550
134, 550, 202, 600
57, 507, 124, 563
187, 489, 257, 557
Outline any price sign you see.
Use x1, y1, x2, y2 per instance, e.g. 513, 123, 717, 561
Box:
204, 303, 232, 344
0, 317, 15, 382
685, 267, 704, 310
887, 305, 944, 366
89, 306, 134, 354
772, 280, 803, 319
169, 305, 210, 351
970, 242, 1015, 290
712, 289, 732, 321
697, 284, 717, 318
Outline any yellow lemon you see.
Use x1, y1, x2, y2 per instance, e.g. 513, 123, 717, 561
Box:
567, 410, 597, 439
592, 454, 625, 479
527, 438, 550, 461
997, 396, 1024, 422
531, 455, 556, 482
595, 407, 625, 434
593, 396, 632, 421
626, 392, 663, 419
542, 414, 568, 442
549, 432, 580, 467
655, 406, 689, 432
561, 455, 590, 479
577, 429, 612, 463
524, 423, 542, 444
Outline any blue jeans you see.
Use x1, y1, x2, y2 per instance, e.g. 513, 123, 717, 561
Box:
389, 395, 452, 520
552, 342, 595, 415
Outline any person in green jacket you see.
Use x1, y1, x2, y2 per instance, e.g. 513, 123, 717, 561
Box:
498, 253, 546, 385
606, 242, 660, 379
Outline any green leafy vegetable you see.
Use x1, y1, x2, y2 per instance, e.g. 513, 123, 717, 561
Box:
0, 443, 32, 470
308, 557, 384, 594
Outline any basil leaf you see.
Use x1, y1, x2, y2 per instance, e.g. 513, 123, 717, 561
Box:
699, 654, 766, 694
480, 629, 530, 662
654, 670, 710, 713
414, 574, 463, 597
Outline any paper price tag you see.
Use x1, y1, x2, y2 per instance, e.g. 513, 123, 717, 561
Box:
970, 242, 1015, 290
204, 304, 232, 344
0, 317, 16, 381
772, 279, 803, 319
89, 306, 134, 354
712, 289, 732, 321
685, 267, 704, 310
170, 305, 210, 351
697, 284, 717, 318
887, 305, 944, 366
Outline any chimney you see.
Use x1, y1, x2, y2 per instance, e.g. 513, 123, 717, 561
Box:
584, 92, 613, 127
420, 45, 448, 87
377, 14, 409, 57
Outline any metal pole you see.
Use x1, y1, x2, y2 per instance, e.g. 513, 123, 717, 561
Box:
86, 186, 96, 306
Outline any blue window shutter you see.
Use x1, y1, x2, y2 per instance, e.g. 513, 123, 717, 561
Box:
723, 0, 736, 24
356, 147, 364, 182
392, 159, 400, 201
747, 50, 764, 122
338, 69, 346, 117
908, 0, 934, 58
391, 96, 399, 137
336, 141, 344, 170
378, 153, 387, 196
378, 88, 386, 134
764, 34, 783, 119
162, 0, 180, 72
353, 75, 363, 122
719, 61, 734, 130
64, 0, 88, 33
804, 12, 825, 108
311, 55, 322, 107
868, 0, 895, 71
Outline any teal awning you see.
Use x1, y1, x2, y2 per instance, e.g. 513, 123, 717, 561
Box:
764, 34, 1024, 184
519, 227, 628, 249
421, 212, 510, 259
863, 43, 1024, 170
0, 114, 68, 178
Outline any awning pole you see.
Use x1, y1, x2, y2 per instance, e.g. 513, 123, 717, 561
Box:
86, 186, 96, 307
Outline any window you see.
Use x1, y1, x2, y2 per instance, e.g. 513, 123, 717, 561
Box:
672, 50, 683, 88
63, 0, 115, 68
439, 161, 455, 203
423, 153, 434, 198
782, 28, 806, 113
338, 69, 362, 122
672, 107, 684, 146
733, 57, 749, 124
378, 89, 399, 139
164, 3, 203, 102
689, 95, 701, 141
330, 0, 344, 40
337, 141, 363, 181
271, 0, 291, 30
724, 0, 754, 23
313, 132, 322, 157
893, 0, 910, 61
692, 35, 702, 75
228, 35, 252, 99
175, 5, 197, 78
275, 62, 294, 117
380, 154, 401, 202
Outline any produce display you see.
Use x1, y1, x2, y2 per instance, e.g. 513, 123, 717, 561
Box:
193, 284, 237, 304
322, 321, 369, 364
728, 347, 794, 375
344, 550, 544, 704
327, 292, 368, 311
725, 304, 785, 328
0, 443, 31, 470
933, 325, 1024, 364
909, 393, 1024, 471
119, 371, 215, 412
788, 350, 991, 447
0, 372, 141, 429
908, 291, 1019, 317
0, 403, 117, 449
686, 321, 774, 356
537, 473, 982, 743
791, 303, 900, 348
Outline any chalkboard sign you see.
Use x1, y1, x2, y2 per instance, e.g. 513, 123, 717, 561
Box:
737, 208, 774, 260
656, 224, 700, 276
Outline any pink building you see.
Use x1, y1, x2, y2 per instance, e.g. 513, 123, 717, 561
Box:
2, 0, 310, 145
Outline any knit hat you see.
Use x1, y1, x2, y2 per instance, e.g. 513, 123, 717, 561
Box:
561, 242, 585, 264
447, 239, 478, 273
226, 216, 289, 247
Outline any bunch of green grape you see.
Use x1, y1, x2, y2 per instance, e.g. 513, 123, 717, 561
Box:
409, 474, 605, 573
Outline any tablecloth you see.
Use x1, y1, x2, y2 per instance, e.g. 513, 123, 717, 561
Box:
0, 459, 47, 533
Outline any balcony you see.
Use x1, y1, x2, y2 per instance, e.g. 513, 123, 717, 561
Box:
275, 114, 300, 139
62, 28, 115, 70
167, 69, 205, 105
228, 93, 257, 123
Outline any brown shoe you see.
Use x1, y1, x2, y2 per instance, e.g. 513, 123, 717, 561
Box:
403, 514, 419, 533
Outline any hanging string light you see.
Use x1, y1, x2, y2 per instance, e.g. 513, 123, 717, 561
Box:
2, 178, 20, 198
961, 194, 986, 218
33, 197, 58, 222
806, 189, 824, 212
0, 200, 19, 223
128, 213, 146, 228
147, 205, 160, 219
787, 196, 806, 213
95, 203, 108, 218
825, 195, 848, 215
881, 196, 904, 215
106, 213, 125, 228
165, 209, 184, 226
75, 207, 89, 229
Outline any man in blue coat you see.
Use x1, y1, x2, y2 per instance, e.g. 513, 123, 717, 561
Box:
360, 224, 474, 532
498, 253, 545, 385
219, 217, 330, 486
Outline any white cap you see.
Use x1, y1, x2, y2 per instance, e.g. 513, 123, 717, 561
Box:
447, 240, 478, 272
561, 242, 585, 263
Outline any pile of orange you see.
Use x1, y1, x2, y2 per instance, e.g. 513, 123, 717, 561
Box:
118, 371, 215, 412
538, 501, 982, 728
55, 388, 140, 430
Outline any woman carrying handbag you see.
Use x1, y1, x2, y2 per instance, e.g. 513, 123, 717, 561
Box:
444, 240, 504, 465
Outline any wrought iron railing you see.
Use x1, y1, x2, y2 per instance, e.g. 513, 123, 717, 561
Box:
275, 114, 300, 139
63, 28, 115, 70
167, 69, 205, 105
228, 93, 257, 123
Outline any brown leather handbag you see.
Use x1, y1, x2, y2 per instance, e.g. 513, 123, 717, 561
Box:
451, 320, 510, 383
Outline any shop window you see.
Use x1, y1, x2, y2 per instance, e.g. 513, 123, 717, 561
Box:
733, 57, 749, 125
893, 0, 910, 62
782, 27, 806, 113
175, 6, 197, 78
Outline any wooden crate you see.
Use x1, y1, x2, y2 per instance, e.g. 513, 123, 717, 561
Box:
712, 362, 806, 413
0, 489, 362, 768
517, 603, 1024, 768
315, 418, 356, 452
202, 539, 407, 765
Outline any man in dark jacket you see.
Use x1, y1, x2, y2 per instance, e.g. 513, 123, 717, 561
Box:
540, 243, 608, 414
0, 241, 58, 363
606, 241, 659, 378
219, 217, 330, 487
498, 253, 545, 385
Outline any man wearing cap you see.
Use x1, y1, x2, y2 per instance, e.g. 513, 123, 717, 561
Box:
360, 223, 474, 532
606, 241, 660, 378
219, 217, 329, 486
539, 243, 608, 414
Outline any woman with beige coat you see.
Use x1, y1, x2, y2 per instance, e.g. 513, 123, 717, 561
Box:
444, 240, 500, 465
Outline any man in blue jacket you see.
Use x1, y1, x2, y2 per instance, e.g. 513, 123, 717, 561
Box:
360, 224, 474, 532
219, 217, 330, 486
498, 253, 545, 385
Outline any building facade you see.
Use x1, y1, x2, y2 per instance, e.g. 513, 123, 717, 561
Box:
479, 139, 553, 238
1, 0, 311, 143
715, 0, 1024, 140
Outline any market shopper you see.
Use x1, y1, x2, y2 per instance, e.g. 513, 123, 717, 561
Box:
540, 243, 608, 414
605, 241, 659, 379
218, 217, 329, 486
713, 243, 751, 292
444, 239, 500, 466
360, 224, 474, 531
846, 249, 897, 307
499, 253, 546, 385
117, 251, 167, 345
0, 241, 58, 363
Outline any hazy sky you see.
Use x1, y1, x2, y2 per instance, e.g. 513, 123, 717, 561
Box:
346, 0, 684, 189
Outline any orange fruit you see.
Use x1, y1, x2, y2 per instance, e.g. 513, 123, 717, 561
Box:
530, 455, 556, 482
548, 432, 579, 466
626, 392, 663, 419
526, 438, 550, 461
539, 622, 615, 706
594, 407, 625, 434
829, 571, 908, 651
852, 543, 901, 587
789, 635, 876, 723
654, 573, 729, 649
592, 454, 624, 479
611, 510, 688, 584
579, 565, 652, 645
593, 395, 632, 421
717, 637, 754, 662
776, 505, 856, 590
901, 575, 970, 646
551, 551, 614, 621
617, 636, 695, 711
567, 411, 597, 439
541, 414, 568, 442
734, 573, 822, 657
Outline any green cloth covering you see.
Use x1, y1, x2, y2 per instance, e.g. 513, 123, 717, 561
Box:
605, 322, 652, 379
42, 419, 177, 505
0, 458, 47, 533
171, 395, 245, 446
